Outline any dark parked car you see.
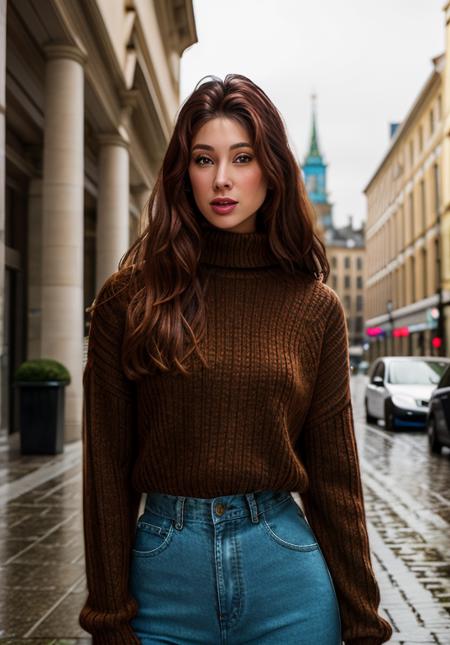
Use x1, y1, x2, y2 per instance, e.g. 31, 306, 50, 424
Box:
427, 364, 450, 453
364, 356, 450, 431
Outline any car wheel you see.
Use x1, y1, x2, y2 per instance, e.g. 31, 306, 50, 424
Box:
365, 398, 377, 424
384, 400, 396, 432
427, 416, 442, 455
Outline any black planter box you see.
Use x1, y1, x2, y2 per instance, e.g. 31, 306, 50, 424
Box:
14, 382, 66, 455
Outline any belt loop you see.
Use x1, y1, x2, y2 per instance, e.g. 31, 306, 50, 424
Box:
174, 496, 186, 530
245, 492, 260, 523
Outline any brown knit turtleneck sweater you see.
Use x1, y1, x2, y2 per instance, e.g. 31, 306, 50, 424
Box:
79, 227, 393, 644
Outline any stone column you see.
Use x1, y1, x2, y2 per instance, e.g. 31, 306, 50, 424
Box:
0, 0, 7, 431
96, 135, 130, 290
134, 184, 151, 236
27, 179, 43, 359
41, 43, 86, 443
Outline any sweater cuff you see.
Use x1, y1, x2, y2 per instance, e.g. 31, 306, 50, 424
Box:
91, 623, 140, 644
79, 600, 141, 645
345, 639, 390, 645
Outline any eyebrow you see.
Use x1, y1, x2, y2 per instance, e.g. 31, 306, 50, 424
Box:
191, 142, 253, 152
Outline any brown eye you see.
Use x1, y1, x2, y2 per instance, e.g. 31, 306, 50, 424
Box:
235, 154, 252, 163
194, 155, 212, 166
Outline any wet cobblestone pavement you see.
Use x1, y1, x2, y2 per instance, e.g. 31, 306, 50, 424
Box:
0, 374, 449, 643
352, 376, 450, 643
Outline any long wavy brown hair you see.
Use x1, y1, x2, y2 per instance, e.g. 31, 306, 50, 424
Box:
90, 73, 329, 379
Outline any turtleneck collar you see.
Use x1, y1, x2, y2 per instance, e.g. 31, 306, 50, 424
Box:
200, 226, 280, 269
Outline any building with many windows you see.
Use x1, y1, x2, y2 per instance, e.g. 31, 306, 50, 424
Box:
363, 42, 448, 361
0, 0, 197, 441
328, 218, 366, 366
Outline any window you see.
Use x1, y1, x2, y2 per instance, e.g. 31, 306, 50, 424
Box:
439, 365, 450, 389
392, 213, 397, 256
434, 163, 440, 216
355, 316, 363, 333
409, 139, 414, 166
371, 361, 385, 383
418, 124, 423, 152
420, 178, 426, 231
344, 295, 351, 310
356, 256, 363, 271
332, 274, 337, 290
344, 256, 350, 269
434, 237, 440, 292
429, 107, 434, 136
356, 295, 363, 311
344, 275, 351, 289
409, 190, 414, 240
331, 256, 337, 269
387, 359, 447, 385
421, 247, 427, 298
399, 204, 405, 252
400, 264, 406, 306
307, 175, 318, 193
401, 262, 406, 307
357, 276, 363, 289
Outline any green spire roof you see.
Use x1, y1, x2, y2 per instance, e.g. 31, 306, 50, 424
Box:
308, 93, 321, 158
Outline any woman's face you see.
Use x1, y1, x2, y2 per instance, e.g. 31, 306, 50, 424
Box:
188, 117, 268, 233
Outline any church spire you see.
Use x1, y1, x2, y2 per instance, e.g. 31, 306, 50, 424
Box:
302, 92, 329, 212
308, 93, 321, 158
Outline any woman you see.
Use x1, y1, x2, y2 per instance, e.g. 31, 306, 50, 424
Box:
79, 74, 393, 644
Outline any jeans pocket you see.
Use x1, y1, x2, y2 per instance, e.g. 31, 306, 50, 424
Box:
131, 509, 175, 558
260, 496, 320, 552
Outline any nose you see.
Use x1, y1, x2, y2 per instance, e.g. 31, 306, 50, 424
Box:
213, 163, 232, 191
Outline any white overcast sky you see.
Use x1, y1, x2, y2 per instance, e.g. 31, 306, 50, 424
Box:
180, 0, 445, 229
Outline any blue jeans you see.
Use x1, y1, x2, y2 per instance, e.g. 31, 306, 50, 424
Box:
129, 489, 342, 644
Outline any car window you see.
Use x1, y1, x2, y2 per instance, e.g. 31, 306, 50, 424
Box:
369, 361, 379, 382
387, 360, 449, 385
438, 365, 450, 389
371, 362, 384, 382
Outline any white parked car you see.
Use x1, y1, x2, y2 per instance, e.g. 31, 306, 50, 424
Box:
364, 356, 450, 432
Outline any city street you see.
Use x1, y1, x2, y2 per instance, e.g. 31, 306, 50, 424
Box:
350, 375, 450, 643
0, 374, 449, 644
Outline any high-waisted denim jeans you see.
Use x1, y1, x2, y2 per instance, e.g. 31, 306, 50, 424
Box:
128, 489, 342, 644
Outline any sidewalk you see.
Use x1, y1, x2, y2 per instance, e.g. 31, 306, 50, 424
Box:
0, 429, 92, 643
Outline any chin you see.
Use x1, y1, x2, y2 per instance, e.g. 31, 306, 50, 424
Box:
204, 214, 257, 233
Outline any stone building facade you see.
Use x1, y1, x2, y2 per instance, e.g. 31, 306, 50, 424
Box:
0, 0, 197, 442
327, 218, 366, 368
364, 8, 450, 363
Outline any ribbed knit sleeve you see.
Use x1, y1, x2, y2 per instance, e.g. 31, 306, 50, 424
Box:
295, 290, 393, 645
79, 272, 141, 644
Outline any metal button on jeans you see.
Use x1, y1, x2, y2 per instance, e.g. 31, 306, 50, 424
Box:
215, 503, 226, 516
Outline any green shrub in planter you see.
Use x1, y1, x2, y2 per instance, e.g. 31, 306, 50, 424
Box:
14, 358, 71, 455
15, 358, 71, 384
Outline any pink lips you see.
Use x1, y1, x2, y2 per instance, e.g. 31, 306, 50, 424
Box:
210, 202, 238, 215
